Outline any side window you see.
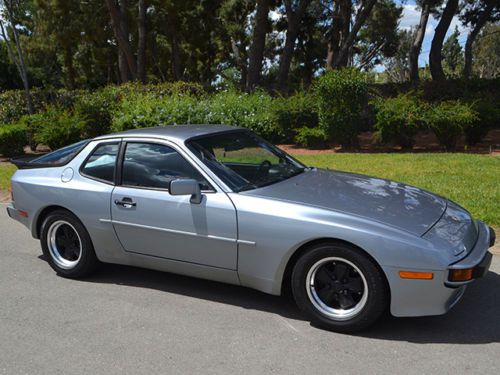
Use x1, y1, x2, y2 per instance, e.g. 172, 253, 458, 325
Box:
122, 143, 210, 190
81, 142, 119, 183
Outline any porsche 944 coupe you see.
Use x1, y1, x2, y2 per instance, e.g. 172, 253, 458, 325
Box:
7, 125, 495, 332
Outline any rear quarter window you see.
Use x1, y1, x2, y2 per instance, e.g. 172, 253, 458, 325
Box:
81, 142, 120, 183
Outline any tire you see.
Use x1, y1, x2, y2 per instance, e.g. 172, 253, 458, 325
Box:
40, 209, 99, 278
291, 242, 388, 333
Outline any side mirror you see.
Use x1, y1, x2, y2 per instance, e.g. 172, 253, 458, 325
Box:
169, 178, 203, 204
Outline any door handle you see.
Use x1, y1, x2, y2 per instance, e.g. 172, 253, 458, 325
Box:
114, 198, 136, 208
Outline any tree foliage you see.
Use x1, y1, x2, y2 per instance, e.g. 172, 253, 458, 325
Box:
0, 0, 498, 95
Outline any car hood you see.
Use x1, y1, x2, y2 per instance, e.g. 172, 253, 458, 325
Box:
243, 168, 447, 236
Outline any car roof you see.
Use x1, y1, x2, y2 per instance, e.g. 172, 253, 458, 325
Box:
94, 124, 245, 143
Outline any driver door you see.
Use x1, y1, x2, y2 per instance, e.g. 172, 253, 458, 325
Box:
111, 140, 238, 270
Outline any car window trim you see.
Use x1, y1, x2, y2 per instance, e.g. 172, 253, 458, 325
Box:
117, 140, 216, 193
79, 140, 122, 186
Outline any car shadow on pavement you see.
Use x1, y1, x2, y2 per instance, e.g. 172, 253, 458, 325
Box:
58, 258, 305, 321
360, 270, 500, 344
41, 255, 500, 344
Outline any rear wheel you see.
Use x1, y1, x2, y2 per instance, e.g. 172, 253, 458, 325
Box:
291, 242, 388, 332
40, 210, 98, 278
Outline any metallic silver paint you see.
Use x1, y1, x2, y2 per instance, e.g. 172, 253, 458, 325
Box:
7, 125, 494, 318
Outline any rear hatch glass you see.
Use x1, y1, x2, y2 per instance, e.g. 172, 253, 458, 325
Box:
11, 140, 89, 169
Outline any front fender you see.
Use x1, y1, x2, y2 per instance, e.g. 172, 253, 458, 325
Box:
229, 194, 450, 295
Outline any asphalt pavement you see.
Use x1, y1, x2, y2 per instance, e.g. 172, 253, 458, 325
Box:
1, 204, 499, 375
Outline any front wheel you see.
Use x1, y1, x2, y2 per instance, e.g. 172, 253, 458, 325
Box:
40, 209, 99, 278
291, 242, 388, 332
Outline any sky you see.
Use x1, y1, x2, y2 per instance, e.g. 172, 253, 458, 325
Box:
399, 0, 469, 66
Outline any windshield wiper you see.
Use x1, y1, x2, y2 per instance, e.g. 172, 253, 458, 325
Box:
236, 182, 258, 192
287, 167, 307, 178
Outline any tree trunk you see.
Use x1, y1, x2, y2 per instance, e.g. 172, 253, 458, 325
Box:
333, 0, 377, 68
277, 0, 311, 92
118, 51, 130, 83
151, 33, 166, 82
247, 0, 270, 90
118, 0, 131, 82
429, 0, 459, 81
171, 34, 183, 81
327, 0, 352, 68
231, 38, 248, 89
0, 17, 34, 115
63, 44, 76, 89
463, 5, 492, 78
137, 0, 147, 83
326, 2, 341, 68
105, 0, 137, 80
409, 0, 431, 82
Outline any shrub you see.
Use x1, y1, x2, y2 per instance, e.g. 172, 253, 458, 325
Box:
0, 90, 29, 124
0, 88, 81, 124
102, 81, 206, 102
73, 91, 115, 138
206, 90, 281, 141
111, 93, 207, 132
294, 126, 327, 148
373, 78, 500, 103
424, 101, 478, 150
464, 99, 500, 146
28, 107, 85, 150
273, 92, 319, 143
373, 94, 426, 149
315, 68, 368, 147
0, 124, 26, 156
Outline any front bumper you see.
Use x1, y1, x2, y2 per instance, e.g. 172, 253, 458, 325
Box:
385, 221, 494, 317
446, 224, 494, 287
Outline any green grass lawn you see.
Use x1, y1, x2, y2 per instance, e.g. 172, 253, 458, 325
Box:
0, 163, 16, 192
295, 153, 500, 227
0, 154, 499, 226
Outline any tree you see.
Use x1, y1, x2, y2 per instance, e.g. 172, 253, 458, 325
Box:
325, 0, 351, 68
277, 0, 311, 92
291, 0, 328, 87
460, 0, 500, 78
34, 0, 84, 89
429, 0, 459, 80
105, 0, 137, 81
384, 28, 416, 82
217, 0, 254, 89
356, 0, 403, 70
331, 0, 378, 68
0, 0, 34, 113
473, 23, 500, 78
442, 26, 462, 76
0, 40, 21, 88
409, 0, 441, 82
137, 0, 147, 83
247, 0, 270, 89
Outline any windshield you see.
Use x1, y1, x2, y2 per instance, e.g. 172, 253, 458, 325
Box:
186, 130, 306, 192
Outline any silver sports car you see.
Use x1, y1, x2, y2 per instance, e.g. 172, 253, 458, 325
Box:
7, 125, 495, 332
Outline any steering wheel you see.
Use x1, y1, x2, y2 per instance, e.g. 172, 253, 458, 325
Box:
256, 160, 272, 178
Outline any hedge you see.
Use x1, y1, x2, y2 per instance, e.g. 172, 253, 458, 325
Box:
0, 76, 498, 155
0, 124, 26, 156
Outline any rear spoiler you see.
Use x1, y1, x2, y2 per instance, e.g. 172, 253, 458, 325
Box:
10, 155, 54, 169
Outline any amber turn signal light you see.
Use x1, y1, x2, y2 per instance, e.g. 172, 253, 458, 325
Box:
399, 271, 434, 280
449, 268, 474, 282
